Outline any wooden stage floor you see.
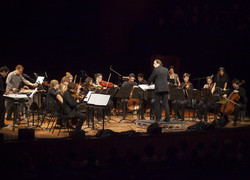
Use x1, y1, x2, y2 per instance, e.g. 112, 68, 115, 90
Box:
0, 112, 250, 141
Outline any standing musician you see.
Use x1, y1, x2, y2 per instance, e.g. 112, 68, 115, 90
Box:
137, 73, 147, 119
222, 79, 247, 126
148, 59, 170, 122
120, 73, 138, 120
168, 66, 181, 86
62, 82, 87, 132
0, 66, 9, 128
5, 65, 38, 120
172, 73, 193, 121
197, 76, 218, 122
215, 67, 229, 91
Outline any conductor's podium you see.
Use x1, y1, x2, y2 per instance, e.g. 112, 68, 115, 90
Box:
136, 120, 185, 130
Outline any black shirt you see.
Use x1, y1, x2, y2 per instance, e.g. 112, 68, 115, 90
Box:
228, 86, 247, 104
138, 79, 147, 85
0, 74, 5, 96
46, 87, 60, 112
215, 73, 229, 89
122, 81, 137, 98
62, 90, 78, 118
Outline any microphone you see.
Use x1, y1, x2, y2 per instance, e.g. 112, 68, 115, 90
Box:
34, 72, 38, 78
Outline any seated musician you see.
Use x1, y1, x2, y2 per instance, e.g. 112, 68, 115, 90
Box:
137, 73, 147, 119
172, 73, 193, 121
62, 82, 87, 132
61, 76, 70, 86
65, 72, 73, 83
94, 73, 113, 121
5, 65, 38, 120
0, 66, 9, 128
168, 66, 181, 86
121, 73, 138, 120
223, 79, 247, 126
215, 67, 229, 92
197, 76, 217, 122
46, 80, 63, 113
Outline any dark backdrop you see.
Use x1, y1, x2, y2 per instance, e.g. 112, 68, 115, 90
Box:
1, 0, 250, 108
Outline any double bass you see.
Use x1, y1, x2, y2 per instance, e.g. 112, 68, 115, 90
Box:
220, 80, 245, 115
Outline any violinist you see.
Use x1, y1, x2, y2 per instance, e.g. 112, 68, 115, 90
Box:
62, 82, 87, 132
46, 80, 63, 113
120, 73, 138, 120
172, 73, 193, 121
94, 73, 103, 92
137, 73, 147, 119
197, 76, 217, 122
61, 76, 70, 86
65, 72, 73, 83
222, 79, 247, 126
215, 67, 229, 91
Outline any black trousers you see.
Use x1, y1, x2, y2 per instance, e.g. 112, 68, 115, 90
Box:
155, 92, 170, 121
234, 103, 245, 122
197, 100, 215, 121
72, 111, 87, 132
150, 99, 163, 119
121, 98, 129, 119
0, 96, 5, 126
172, 99, 190, 120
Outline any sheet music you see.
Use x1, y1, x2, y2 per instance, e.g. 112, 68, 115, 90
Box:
36, 76, 45, 84
87, 94, 110, 106
83, 91, 94, 102
138, 84, 155, 91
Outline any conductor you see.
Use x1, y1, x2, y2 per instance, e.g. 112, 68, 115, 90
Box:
148, 59, 170, 122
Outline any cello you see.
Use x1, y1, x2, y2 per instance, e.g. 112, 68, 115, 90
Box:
220, 80, 245, 115
127, 86, 141, 111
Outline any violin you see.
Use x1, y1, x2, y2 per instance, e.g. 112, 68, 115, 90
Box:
220, 80, 245, 115
100, 80, 115, 88
182, 81, 191, 89
44, 81, 50, 87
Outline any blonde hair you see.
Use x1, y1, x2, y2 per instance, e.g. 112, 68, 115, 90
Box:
58, 84, 68, 94
50, 80, 59, 88
183, 73, 190, 78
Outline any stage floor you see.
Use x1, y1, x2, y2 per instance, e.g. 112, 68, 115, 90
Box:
0, 112, 249, 141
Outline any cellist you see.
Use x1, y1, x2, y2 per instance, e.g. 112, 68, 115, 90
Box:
222, 79, 247, 126
120, 73, 138, 120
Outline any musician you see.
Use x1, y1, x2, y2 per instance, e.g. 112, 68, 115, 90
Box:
5, 65, 38, 120
137, 73, 147, 119
45, 80, 63, 113
148, 59, 170, 122
94, 73, 103, 89
61, 76, 70, 85
120, 73, 138, 120
172, 73, 193, 121
137, 73, 147, 85
197, 76, 217, 122
65, 72, 73, 83
0, 66, 9, 128
62, 82, 87, 132
223, 79, 247, 126
215, 67, 229, 91
168, 66, 181, 86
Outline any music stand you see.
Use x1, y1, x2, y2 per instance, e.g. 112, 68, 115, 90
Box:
86, 93, 111, 131
202, 88, 214, 102
169, 87, 185, 101
186, 89, 202, 101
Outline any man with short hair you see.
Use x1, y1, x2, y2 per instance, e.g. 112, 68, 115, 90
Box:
62, 82, 87, 132
0, 66, 9, 128
120, 73, 138, 120
148, 59, 170, 122
5, 64, 37, 120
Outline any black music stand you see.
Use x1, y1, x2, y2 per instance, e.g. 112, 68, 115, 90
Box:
186, 89, 202, 121
100, 87, 119, 123
169, 87, 185, 101
202, 88, 214, 102
86, 93, 111, 131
